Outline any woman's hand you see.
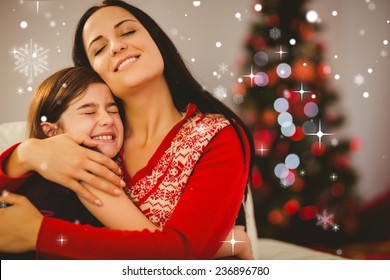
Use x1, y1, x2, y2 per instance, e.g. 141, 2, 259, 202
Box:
5, 133, 125, 206
0, 192, 43, 253
213, 225, 254, 259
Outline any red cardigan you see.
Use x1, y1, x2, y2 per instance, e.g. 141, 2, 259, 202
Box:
0, 106, 250, 259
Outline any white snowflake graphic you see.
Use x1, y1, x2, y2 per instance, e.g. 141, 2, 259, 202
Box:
10, 39, 49, 84
353, 74, 365, 86
359, 29, 366, 36
380, 50, 388, 58
213, 85, 227, 100
233, 94, 244, 105
45, 11, 53, 19
0, 200, 8, 208
330, 137, 339, 147
269, 27, 281, 40
316, 210, 335, 230
218, 63, 229, 74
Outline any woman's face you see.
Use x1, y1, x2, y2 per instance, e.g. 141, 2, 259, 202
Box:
82, 6, 164, 97
59, 83, 124, 158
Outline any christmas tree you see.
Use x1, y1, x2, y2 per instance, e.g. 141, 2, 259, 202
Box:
233, 0, 359, 248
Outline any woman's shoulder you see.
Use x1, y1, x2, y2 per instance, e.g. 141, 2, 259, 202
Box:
183, 104, 231, 132
180, 104, 249, 150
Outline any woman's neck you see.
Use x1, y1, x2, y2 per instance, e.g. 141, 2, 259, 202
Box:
121, 81, 182, 146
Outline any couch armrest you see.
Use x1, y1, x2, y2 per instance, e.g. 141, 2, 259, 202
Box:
0, 121, 27, 153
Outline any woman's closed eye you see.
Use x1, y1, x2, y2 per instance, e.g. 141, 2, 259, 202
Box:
121, 30, 135, 37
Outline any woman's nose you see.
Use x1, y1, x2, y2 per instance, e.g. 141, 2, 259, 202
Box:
110, 39, 127, 56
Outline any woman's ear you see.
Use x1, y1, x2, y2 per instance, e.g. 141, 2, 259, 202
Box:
40, 122, 59, 137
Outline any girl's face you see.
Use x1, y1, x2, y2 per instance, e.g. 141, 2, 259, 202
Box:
59, 83, 124, 158
82, 6, 164, 97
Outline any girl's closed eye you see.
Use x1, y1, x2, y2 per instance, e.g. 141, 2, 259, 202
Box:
107, 104, 119, 114
83, 111, 96, 115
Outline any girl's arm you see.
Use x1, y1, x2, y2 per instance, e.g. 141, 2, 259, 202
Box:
78, 182, 160, 232
0, 143, 33, 192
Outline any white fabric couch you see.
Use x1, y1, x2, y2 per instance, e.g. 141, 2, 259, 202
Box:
0, 121, 343, 259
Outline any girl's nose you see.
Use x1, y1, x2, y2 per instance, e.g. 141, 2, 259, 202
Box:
99, 111, 114, 127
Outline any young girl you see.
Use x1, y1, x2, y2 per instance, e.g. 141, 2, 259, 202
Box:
0, 66, 252, 259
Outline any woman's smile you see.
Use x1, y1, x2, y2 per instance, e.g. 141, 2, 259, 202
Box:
114, 54, 140, 72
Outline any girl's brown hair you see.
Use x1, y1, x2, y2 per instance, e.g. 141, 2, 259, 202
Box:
27, 67, 105, 139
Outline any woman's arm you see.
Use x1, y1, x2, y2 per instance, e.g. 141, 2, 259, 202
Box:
0, 126, 250, 259
0, 192, 43, 253
79, 182, 252, 259
0, 133, 125, 205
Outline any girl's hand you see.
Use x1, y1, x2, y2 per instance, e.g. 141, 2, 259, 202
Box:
6, 133, 125, 206
0, 192, 43, 253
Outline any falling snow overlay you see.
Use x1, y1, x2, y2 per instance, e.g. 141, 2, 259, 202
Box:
353, 74, 365, 86
16, 87, 24, 96
274, 45, 288, 60
56, 234, 68, 246
293, 82, 311, 101
0, 201, 8, 208
218, 63, 229, 74
213, 85, 227, 100
305, 120, 334, 148
330, 173, 338, 181
220, 229, 245, 256
269, 27, 281, 40
316, 210, 335, 230
10, 39, 49, 84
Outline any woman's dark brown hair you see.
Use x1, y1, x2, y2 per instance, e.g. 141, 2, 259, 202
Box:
72, 0, 255, 169
27, 67, 105, 139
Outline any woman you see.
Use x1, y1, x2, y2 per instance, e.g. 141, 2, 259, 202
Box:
0, 0, 254, 259
0, 66, 252, 260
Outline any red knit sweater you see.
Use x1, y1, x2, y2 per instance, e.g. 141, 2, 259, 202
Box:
0, 105, 250, 259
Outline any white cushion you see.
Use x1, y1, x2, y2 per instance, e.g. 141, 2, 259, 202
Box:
0, 121, 27, 153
